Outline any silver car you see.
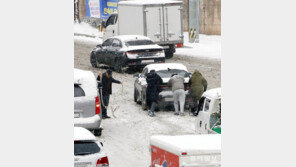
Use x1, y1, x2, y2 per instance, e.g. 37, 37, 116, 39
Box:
74, 127, 109, 167
74, 68, 102, 136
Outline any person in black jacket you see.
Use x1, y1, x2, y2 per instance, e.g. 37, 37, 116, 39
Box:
146, 70, 163, 117
97, 69, 122, 119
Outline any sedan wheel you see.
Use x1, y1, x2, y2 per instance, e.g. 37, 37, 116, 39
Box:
141, 91, 147, 110
114, 59, 123, 73
90, 53, 98, 68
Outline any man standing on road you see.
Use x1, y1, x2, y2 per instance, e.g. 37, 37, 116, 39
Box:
146, 70, 163, 117
97, 69, 122, 119
189, 70, 207, 116
168, 74, 186, 116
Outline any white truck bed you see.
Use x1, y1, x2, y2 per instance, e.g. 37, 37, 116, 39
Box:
117, 0, 183, 45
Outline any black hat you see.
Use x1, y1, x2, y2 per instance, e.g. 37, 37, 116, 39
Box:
107, 69, 112, 75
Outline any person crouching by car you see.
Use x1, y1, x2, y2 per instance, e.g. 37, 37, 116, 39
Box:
146, 70, 163, 117
168, 73, 186, 116
189, 70, 207, 116
97, 69, 122, 119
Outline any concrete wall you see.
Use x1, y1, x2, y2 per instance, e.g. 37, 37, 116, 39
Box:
199, 0, 221, 35
78, 0, 86, 19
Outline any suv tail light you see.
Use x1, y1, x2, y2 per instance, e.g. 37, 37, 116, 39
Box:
97, 156, 109, 167
95, 96, 101, 114
176, 43, 183, 47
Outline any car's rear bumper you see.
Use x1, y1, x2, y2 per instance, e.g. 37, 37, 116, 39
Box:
74, 114, 101, 130
158, 90, 195, 109
126, 57, 165, 68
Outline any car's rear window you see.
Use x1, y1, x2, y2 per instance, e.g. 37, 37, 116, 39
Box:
156, 69, 189, 78
74, 84, 85, 97
74, 141, 100, 156
125, 40, 154, 46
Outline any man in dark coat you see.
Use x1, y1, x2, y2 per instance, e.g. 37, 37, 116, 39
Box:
97, 69, 122, 119
189, 70, 207, 115
146, 70, 163, 117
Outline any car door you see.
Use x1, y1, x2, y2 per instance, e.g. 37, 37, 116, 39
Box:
108, 38, 123, 66
100, 38, 114, 65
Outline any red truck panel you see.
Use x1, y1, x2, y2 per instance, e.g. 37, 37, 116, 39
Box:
151, 145, 179, 167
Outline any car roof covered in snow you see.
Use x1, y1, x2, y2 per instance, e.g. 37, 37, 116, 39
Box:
74, 68, 97, 97
112, 35, 151, 42
145, 63, 188, 72
150, 135, 221, 155
203, 88, 221, 99
74, 127, 97, 141
119, 0, 182, 6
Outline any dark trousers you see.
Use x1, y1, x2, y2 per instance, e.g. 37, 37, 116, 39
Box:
102, 93, 110, 117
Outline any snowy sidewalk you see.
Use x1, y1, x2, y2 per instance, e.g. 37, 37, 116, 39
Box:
175, 33, 221, 60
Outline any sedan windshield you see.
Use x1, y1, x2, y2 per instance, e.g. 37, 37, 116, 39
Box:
125, 40, 154, 46
156, 69, 190, 78
74, 141, 100, 156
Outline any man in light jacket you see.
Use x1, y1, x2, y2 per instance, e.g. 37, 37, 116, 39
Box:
168, 73, 185, 116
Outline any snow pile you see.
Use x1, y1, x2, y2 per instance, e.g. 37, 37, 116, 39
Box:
176, 32, 221, 60
74, 23, 103, 44
74, 22, 100, 37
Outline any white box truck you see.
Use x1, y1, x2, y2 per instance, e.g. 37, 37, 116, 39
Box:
102, 0, 184, 58
150, 135, 221, 167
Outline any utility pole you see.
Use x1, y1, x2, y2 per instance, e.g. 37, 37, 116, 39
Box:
188, 0, 199, 43
74, 0, 80, 23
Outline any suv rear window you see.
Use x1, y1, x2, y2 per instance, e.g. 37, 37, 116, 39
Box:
74, 84, 85, 97
74, 141, 100, 156
125, 40, 154, 46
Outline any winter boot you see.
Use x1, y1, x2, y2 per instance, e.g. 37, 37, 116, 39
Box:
148, 110, 152, 116
174, 112, 179, 115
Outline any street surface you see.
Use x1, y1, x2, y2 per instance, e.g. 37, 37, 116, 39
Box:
74, 39, 221, 166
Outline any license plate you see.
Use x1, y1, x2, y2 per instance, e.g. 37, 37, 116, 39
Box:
165, 97, 174, 101
74, 113, 80, 118
142, 59, 154, 63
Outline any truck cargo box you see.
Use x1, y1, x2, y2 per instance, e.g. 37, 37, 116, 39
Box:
150, 135, 221, 167
118, 0, 183, 45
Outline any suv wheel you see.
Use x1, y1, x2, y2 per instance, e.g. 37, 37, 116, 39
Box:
94, 128, 102, 136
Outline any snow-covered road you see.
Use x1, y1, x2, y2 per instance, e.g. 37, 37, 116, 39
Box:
74, 37, 220, 166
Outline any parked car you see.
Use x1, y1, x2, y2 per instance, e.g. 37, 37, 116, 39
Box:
90, 35, 165, 73
74, 127, 109, 167
74, 68, 102, 136
134, 63, 194, 110
150, 134, 221, 167
195, 88, 221, 134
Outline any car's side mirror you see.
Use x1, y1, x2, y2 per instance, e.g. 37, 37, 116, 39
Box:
188, 72, 192, 77
133, 74, 140, 78
96, 44, 102, 48
100, 142, 103, 146
101, 21, 106, 28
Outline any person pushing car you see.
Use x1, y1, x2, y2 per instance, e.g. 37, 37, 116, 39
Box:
168, 73, 186, 116
146, 70, 163, 117
97, 69, 122, 119
189, 70, 207, 116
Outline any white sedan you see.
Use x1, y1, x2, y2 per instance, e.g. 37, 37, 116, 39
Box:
74, 127, 109, 167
